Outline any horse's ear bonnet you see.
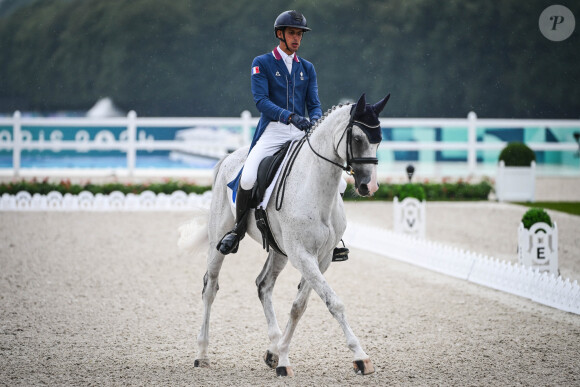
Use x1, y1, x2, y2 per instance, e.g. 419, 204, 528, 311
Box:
350, 93, 390, 144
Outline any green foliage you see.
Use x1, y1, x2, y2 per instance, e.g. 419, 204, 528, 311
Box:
396, 183, 425, 201
2, 178, 492, 201
0, 179, 212, 195
517, 201, 580, 217
498, 142, 536, 166
0, 0, 578, 117
521, 207, 552, 229
344, 180, 492, 201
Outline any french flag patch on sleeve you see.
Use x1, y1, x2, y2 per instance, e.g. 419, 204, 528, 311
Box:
251, 66, 260, 75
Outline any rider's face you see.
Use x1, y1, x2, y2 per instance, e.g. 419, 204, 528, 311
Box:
278, 27, 303, 54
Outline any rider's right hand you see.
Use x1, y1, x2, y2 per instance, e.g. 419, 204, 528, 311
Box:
289, 114, 312, 131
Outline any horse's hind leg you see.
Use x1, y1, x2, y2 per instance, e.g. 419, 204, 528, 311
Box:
195, 248, 225, 368
275, 276, 313, 377
255, 251, 288, 369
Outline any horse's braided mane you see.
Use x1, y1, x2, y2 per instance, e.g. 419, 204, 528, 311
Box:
309, 103, 352, 134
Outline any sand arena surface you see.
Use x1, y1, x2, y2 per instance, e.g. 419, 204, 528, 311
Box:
1, 204, 579, 385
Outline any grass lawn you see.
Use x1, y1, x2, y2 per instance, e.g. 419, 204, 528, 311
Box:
514, 202, 580, 216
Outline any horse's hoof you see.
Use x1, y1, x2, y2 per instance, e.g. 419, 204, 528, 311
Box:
194, 358, 210, 368
263, 350, 279, 369
276, 366, 294, 377
353, 359, 375, 375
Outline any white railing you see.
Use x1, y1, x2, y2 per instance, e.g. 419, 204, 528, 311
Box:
0, 110, 578, 177
0, 110, 257, 177
378, 112, 579, 173
344, 222, 580, 315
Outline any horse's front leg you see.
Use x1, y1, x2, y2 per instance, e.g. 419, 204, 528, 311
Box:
298, 254, 374, 375
255, 250, 288, 369
195, 249, 225, 368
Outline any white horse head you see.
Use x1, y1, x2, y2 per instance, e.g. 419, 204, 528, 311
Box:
309, 93, 390, 197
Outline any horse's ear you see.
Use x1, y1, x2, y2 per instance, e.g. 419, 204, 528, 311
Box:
355, 93, 366, 115
372, 94, 391, 115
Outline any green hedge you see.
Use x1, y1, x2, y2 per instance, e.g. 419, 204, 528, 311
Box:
0, 179, 212, 196
521, 208, 552, 229
344, 180, 492, 201
0, 179, 493, 201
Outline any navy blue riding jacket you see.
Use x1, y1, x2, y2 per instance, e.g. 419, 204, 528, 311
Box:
227, 48, 322, 197
249, 48, 322, 148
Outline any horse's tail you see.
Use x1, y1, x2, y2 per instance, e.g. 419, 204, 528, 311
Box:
177, 207, 209, 257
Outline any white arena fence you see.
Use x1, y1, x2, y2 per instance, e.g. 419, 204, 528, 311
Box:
1, 190, 578, 315
0, 111, 578, 178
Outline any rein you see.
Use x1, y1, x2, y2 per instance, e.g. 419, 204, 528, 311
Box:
274, 105, 379, 210
306, 106, 380, 176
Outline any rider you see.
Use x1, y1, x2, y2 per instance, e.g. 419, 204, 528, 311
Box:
217, 10, 322, 256
218, 10, 349, 262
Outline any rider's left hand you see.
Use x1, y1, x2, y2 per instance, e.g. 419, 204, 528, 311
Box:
289, 114, 312, 131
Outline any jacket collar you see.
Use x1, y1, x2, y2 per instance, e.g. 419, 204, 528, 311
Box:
272, 46, 299, 62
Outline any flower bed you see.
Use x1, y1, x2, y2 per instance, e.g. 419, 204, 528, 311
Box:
0, 178, 212, 196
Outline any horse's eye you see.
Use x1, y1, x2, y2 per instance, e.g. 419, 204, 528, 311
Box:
354, 136, 363, 143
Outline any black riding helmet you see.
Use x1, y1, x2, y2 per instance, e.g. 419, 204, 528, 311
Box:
274, 10, 310, 51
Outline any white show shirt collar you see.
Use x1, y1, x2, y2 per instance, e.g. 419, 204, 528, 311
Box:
275, 46, 295, 74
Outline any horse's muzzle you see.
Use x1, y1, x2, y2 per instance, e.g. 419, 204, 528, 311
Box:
355, 175, 378, 197
357, 183, 371, 197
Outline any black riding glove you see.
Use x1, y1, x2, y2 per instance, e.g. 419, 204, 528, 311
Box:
289, 114, 312, 131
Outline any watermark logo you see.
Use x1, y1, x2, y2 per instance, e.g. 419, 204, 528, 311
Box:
539, 5, 575, 41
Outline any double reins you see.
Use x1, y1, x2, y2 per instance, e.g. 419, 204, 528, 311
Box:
305, 105, 379, 176
274, 105, 379, 210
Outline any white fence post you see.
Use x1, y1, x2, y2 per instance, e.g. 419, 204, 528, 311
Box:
127, 110, 137, 176
241, 110, 252, 146
467, 111, 477, 175
12, 110, 21, 177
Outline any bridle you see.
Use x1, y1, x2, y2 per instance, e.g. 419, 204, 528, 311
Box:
275, 105, 380, 210
305, 105, 380, 176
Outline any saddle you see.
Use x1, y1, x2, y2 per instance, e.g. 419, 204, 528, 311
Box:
251, 141, 291, 256
248, 140, 349, 262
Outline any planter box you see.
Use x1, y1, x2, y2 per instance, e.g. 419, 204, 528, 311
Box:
495, 160, 535, 202
393, 197, 426, 238
518, 221, 558, 275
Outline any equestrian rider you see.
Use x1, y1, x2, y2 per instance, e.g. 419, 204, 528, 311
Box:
217, 10, 322, 255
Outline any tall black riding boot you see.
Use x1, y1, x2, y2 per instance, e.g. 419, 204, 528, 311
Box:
216, 188, 252, 255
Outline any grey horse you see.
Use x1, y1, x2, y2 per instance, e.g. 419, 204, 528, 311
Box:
189, 93, 390, 377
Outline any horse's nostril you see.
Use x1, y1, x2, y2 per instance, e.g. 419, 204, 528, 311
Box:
358, 184, 369, 196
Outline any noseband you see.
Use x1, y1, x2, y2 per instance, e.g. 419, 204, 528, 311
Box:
306, 105, 380, 175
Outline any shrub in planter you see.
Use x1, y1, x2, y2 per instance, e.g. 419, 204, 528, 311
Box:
498, 142, 536, 166
518, 207, 558, 275
396, 183, 426, 201
394, 183, 426, 238
521, 207, 552, 229
496, 142, 536, 202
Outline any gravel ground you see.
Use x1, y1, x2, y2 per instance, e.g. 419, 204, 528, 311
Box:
1, 205, 579, 386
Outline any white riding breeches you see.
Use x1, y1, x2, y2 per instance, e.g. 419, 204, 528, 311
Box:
240, 122, 305, 191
